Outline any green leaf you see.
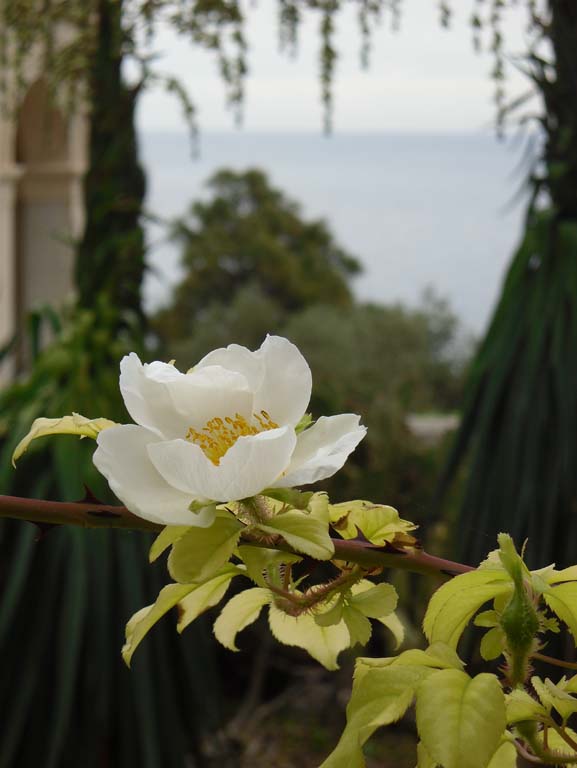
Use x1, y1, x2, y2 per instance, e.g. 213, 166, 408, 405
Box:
342, 606, 372, 647
424, 643, 465, 670
416, 670, 506, 768
320, 665, 430, 768
268, 602, 350, 670
354, 643, 462, 685
236, 545, 301, 588
315, 596, 345, 627
474, 610, 499, 628
532, 677, 577, 723
295, 412, 314, 434
177, 569, 239, 634
122, 582, 196, 666
213, 587, 270, 651
329, 500, 417, 545
486, 742, 517, 768
12, 413, 116, 465
377, 612, 405, 649
480, 627, 506, 661
168, 515, 243, 583
307, 492, 330, 523
544, 583, 577, 644
350, 582, 398, 619
149, 525, 192, 563
423, 570, 512, 649
255, 510, 334, 560
505, 688, 547, 724
261, 487, 314, 509
416, 741, 438, 768
548, 566, 577, 584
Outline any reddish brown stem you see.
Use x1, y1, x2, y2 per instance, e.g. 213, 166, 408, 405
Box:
0, 493, 473, 577
532, 651, 577, 672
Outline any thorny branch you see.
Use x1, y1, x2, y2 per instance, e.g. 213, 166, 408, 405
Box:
0, 493, 472, 578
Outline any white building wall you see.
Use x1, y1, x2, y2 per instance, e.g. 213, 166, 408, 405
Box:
0, 44, 87, 383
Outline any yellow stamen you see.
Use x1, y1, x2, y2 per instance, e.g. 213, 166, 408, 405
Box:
186, 410, 279, 465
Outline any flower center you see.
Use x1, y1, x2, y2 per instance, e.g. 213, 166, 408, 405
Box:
186, 411, 279, 465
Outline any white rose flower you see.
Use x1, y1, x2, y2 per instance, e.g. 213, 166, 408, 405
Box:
93, 336, 366, 527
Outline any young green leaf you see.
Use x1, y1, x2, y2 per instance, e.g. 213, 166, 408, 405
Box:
307, 491, 330, 523
12, 413, 116, 465
261, 487, 314, 509
544, 582, 577, 644
486, 742, 518, 768
416, 740, 438, 768
474, 610, 499, 628
122, 582, 197, 666
547, 565, 577, 584
329, 500, 417, 545
480, 627, 506, 661
237, 545, 301, 588
532, 677, 577, 723
320, 665, 431, 768
168, 515, 243, 583
149, 525, 192, 563
315, 596, 345, 627
505, 688, 548, 724
416, 670, 506, 768
342, 606, 372, 647
255, 510, 334, 560
376, 612, 405, 649
350, 582, 398, 619
423, 570, 512, 649
213, 587, 271, 651
177, 566, 241, 633
268, 602, 350, 670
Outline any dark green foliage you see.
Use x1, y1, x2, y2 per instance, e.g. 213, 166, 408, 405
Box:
75, 0, 146, 320
0, 304, 222, 767
441, 3, 577, 570
154, 168, 361, 343
441, 211, 577, 568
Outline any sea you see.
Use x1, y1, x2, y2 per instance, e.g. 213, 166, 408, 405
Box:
140, 131, 530, 335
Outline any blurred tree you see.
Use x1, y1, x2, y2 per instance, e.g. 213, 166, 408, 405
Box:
75, 0, 146, 320
155, 168, 361, 342
0, 4, 385, 766
438, 2, 577, 569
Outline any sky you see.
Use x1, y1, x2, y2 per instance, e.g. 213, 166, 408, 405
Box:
134, 1, 535, 333
136, 1, 530, 135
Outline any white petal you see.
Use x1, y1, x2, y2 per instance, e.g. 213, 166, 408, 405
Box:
120, 353, 253, 438
197, 343, 263, 390
93, 425, 213, 527
147, 427, 297, 502
272, 414, 366, 488
197, 335, 311, 427
167, 365, 254, 431
119, 353, 186, 438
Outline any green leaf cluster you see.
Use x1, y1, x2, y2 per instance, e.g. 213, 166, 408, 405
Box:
123, 494, 405, 671
320, 642, 512, 768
